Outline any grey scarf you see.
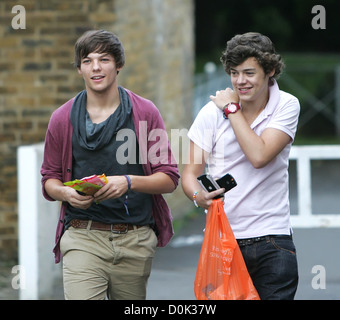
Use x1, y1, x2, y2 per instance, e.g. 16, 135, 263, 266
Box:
70, 86, 132, 151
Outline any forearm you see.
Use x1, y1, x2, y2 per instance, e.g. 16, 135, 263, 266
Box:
182, 143, 224, 209
44, 178, 69, 202
182, 168, 203, 201
182, 141, 207, 200
130, 172, 176, 194
228, 112, 267, 168
229, 112, 291, 168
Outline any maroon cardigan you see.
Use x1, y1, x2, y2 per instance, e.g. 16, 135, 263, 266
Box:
41, 89, 180, 263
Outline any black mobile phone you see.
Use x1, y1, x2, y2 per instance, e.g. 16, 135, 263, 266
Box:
197, 174, 219, 192
215, 173, 237, 192
197, 173, 237, 199
197, 174, 223, 199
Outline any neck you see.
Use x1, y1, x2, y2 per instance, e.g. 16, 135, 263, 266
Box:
243, 87, 269, 110
85, 85, 121, 124
241, 91, 269, 124
86, 85, 120, 111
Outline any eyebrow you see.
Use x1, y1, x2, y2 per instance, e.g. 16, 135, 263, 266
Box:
230, 67, 256, 72
82, 53, 110, 60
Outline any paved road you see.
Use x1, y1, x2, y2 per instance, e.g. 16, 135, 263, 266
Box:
147, 212, 340, 300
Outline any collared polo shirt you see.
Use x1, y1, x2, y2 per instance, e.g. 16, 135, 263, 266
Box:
188, 80, 300, 239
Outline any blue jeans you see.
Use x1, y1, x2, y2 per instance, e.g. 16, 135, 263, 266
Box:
238, 235, 299, 300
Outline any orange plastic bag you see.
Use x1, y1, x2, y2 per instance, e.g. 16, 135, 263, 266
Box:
194, 199, 260, 300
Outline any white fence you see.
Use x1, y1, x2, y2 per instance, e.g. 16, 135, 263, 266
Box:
17, 143, 61, 300
289, 145, 340, 227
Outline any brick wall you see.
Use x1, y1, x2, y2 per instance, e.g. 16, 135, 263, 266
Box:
0, 0, 194, 261
115, 0, 194, 130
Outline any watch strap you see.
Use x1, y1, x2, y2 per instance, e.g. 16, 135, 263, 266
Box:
223, 102, 240, 119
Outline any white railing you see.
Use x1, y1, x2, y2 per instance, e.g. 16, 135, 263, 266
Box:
290, 145, 340, 228
17, 143, 62, 299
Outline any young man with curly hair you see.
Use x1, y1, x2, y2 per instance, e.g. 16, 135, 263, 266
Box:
41, 30, 179, 300
182, 32, 300, 299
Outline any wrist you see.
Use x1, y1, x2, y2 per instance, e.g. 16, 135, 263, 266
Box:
222, 102, 237, 111
124, 175, 131, 190
61, 184, 76, 202
193, 190, 200, 208
223, 102, 241, 119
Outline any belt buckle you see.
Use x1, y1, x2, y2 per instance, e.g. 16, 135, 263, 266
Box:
110, 223, 129, 234
237, 238, 254, 247
238, 239, 247, 247
246, 239, 253, 245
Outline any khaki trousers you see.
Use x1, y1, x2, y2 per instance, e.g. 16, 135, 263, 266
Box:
60, 223, 157, 300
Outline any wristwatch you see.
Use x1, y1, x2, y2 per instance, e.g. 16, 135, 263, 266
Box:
223, 102, 240, 119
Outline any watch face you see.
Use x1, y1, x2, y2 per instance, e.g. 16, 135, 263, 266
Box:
228, 104, 237, 112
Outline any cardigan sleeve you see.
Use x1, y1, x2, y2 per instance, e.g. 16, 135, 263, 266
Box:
146, 108, 180, 187
127, 89, 180, 187
40, 99, 74, 201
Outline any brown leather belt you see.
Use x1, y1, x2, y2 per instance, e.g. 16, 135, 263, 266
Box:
70, 219, 142, 234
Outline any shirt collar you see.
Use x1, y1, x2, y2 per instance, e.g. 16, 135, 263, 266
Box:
264, 79, 280, 117
250, 79, 280, 128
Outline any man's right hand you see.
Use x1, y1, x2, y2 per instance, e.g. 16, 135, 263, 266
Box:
45, 178, 93, 209
63, 187, 93, 210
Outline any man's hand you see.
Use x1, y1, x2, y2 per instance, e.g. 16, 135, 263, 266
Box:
210, 88, 239, 110
93, 175, 128, 203
194, 188, 225, 210
45, 178, 93, 209
63, 187, 94, 209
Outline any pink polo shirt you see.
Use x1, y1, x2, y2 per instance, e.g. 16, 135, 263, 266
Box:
188, 80, 300, 239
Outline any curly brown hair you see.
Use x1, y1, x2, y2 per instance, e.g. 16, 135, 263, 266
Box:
220, 32, 285, 85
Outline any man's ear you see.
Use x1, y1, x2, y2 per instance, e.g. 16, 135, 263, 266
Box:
269, 69, 275, 78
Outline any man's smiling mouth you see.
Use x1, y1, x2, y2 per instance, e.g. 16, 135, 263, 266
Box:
91, 75, 105, 80
239, 87, 252, 91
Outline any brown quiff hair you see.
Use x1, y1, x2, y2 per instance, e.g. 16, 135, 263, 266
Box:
74, 30, 125, 69
220, 32, 285, 85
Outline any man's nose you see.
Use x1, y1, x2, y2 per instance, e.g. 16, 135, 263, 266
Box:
237, 73, 246, 84
92, 60, 101, 70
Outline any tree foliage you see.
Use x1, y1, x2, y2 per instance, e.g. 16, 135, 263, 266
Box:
195, 0, 339, 60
